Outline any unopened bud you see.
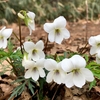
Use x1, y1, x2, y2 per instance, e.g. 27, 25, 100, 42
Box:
18, 13, 25, 19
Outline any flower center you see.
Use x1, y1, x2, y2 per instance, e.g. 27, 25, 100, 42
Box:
72, 69, 80, 75
33, 67, 38, 72
54, 70, 60, 75
32, 49, 37, 55
97, 43, 100, 47
0, 35, 3, 40
55, 29, 60, 35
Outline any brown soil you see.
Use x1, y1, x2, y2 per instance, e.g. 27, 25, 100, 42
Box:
0, 19, 100, 100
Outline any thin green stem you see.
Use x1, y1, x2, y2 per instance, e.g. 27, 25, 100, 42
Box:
6, 58, 18, 76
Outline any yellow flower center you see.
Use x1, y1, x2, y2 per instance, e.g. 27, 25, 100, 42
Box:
72, 69, 80, 75
32, 49, 37, 55
55, 29, 60, 35
0, 35, 3, 40
97, 43, 100, 47
54, 70, 60, 75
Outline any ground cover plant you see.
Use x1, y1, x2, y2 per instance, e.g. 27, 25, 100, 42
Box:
0, 10, 100, 100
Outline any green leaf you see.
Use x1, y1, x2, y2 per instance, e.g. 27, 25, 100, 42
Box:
8, 82, 26, 100
27, 79, 35, 94
89, 79, 96, 90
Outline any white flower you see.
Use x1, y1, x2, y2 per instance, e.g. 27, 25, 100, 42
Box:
44, 59, 66, 84
43, 16, 70, 44
27, 11, 35, 35
0, 26, 12, 49
22, 58, 45, 81
23, 40, 45, 61
88, 35, 100, 55
61, 55, 94, 88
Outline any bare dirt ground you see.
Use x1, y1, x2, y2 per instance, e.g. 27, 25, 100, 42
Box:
0, 20, 100, 100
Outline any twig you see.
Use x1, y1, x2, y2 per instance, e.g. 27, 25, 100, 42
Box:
85, 0, 89, 42
51, 84, 60, 100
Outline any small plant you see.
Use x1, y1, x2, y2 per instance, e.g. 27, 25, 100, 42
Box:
0, 10, 100, 100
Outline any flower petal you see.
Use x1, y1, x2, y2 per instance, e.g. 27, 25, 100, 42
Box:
61, 28, 70, 39
38, 67, 45, 77
31, 69, 39, 81
22, 59, 35, 69
70, 55, 86, 68
0, 38, 7, 49
73, 72, 85, 88
23, 41, 34, 53
55, 33, 63, 44
54, 16, 66, 28
43, 23, 55, 33
90, 46, 98, 55
48, 30, 55, 42
24, 69, 33, 79
46, 71, 54, 83
80, 68, 94, 82
2, 29, 12, 39
61, 58, 74, 72
37, 58, 45, 68
64, 73, 74, 88
44, 59, 57, 71
35, 40, 44, 50
27, 11, 35, 20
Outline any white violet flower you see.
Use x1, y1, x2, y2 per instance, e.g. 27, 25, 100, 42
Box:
27, 11, 35, 35
61, 55, 94, 88
88, 35, 100, 55
43, 16, 70, 44
22, 58, 45, 81
0, 26, 13, 49
23, 40, 45, 61
44, 59, 66, 84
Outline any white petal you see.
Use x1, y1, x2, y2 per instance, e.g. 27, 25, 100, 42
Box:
88, 35, 100, 46
48, 30, 55, 42
46, 71, 54, 83
61, 28, 70, 39
90, 46, 98, 55
38, 51, 45, 59
24, 69, 33, 79
55, 33, 63, 44
38, 68, 45, 77
54, 16, 66, 28
35, 40, 44, 50
80, 68, 94, 82
28, 52, 39, 61
0, 39, 4, 48
37, 58, 45, 68
23, 41, 34, 53
53, 70, 65, 84
73, 72, 85, 88
31, 69, 39, 81
88, 36, 97, 46
64, 73, 74, 88
2, 29, 12, 39
61, 58, 74, 72
28, 27, 33, 35
43, 23, 55, 33
22, 59, 35, 69
44, 59, 57, 71
0, 38, 7, 49
27, 11, 35, 19
70, 55, 86, 68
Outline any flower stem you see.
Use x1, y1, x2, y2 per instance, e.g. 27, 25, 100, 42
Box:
18, 18, 23, 54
